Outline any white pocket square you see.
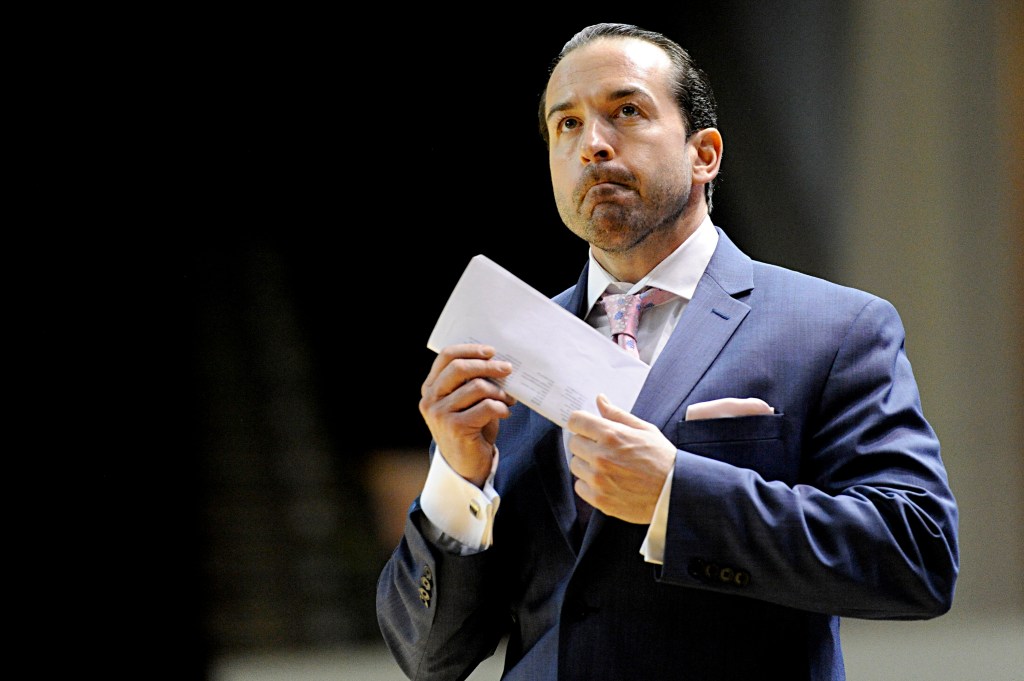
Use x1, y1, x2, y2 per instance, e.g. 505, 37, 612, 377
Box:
685, 397, 774, 421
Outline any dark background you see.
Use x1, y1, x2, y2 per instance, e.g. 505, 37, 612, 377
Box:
176, 2, 848, 444
88, 6, 1024, 679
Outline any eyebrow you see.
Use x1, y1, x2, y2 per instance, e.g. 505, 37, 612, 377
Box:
545, 87, 648, 124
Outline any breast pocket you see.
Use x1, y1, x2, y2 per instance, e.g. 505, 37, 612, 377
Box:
674, 414, 792, 482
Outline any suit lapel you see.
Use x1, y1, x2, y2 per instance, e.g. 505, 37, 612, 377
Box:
631, 229, 755, 431
547, 236, 754, 553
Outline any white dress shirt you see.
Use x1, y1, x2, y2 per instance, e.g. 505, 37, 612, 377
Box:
420, 216, 719, 562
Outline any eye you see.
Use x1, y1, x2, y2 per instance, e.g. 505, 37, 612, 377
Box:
619, 104, 640, 118
558, 117, 581, 133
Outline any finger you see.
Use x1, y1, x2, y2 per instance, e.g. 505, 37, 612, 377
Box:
420, 368, 516, 429
595, 393, 652, 430
441, 376, 517, 415
423, 347, 513, 399
565, 407, 605, 439
423, 343, 495, 387
572, 471, 594, 505
567, 444, 594, 477
447, 396, 514, 431
568, 451, 597, 504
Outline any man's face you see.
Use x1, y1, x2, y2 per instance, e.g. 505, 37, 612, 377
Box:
544, 37, 694, 254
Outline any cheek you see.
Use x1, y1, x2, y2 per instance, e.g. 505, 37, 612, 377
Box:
548, 159, 575, 193
649, 147, 690, 184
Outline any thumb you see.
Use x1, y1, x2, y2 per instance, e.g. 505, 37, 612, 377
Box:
596, 393, 650, 429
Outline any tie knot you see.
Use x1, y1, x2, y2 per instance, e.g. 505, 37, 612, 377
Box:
599, 287, 674, 344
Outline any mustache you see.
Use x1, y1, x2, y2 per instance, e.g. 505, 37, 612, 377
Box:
575, 166, 637, 200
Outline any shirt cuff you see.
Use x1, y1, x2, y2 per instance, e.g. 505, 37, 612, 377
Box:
640, 465, 674, 565
420, 445, 500, 550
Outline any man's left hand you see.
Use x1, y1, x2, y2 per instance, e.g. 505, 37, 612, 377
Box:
567, 394, 676, 524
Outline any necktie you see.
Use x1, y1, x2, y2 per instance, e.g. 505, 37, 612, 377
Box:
574, 286, 674, 537
598, 286, 675, 360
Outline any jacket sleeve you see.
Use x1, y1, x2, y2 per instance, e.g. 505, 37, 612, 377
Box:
376, 495, 508, 681
658, 297, 960, 619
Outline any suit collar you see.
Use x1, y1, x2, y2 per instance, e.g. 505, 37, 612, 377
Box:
701, 227, 755, 297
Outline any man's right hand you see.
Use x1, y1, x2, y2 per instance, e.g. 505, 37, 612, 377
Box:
419, 344, 516, 487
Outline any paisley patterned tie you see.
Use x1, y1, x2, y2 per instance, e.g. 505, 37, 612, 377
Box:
598, 287, 675, 359
574, 286, 675, 539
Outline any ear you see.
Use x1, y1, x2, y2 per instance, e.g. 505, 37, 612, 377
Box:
690, 128, 723, 187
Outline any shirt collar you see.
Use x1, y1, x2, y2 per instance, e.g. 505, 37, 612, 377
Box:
583, 214, 719, 316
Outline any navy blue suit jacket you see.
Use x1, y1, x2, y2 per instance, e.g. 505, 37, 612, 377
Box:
377, 228, 959, 680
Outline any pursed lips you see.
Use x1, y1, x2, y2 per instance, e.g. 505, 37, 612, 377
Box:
579, 179, 633, 205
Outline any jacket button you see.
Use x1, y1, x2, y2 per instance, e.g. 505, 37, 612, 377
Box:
718, 567, 734, 583
418, 566, 433, 607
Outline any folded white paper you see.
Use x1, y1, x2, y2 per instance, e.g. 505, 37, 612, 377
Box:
427, 255, 650, 428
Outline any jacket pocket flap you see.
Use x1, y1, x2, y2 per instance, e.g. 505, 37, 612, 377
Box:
675, 413, 784, 445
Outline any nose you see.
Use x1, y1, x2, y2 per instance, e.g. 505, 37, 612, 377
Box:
580, 118, 615, 164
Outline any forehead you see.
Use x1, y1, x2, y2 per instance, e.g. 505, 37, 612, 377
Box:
545, 37, 673, 109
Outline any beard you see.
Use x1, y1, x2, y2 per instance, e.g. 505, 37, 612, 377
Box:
555, 163, 693, 254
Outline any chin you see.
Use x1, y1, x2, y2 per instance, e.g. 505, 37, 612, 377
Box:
591, 229, 649, 254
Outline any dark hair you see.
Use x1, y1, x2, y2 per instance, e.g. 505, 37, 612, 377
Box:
538, 22, 720, 212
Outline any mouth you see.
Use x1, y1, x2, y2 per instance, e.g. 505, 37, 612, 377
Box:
579, 166, 635, 195
580, 179, 633, 206
574, 166, 638, 211
586, 181, 627, 195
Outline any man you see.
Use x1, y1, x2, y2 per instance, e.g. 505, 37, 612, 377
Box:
376, 22, 959, 680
